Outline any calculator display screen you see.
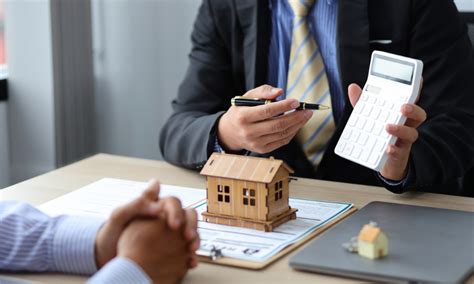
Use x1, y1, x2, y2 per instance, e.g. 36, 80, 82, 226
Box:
371, 54, 415, 85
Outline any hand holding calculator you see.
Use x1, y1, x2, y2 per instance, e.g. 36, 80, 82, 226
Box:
335, 51, 424, 173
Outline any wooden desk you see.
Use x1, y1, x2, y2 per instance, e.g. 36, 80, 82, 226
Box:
1, 154, 473, 283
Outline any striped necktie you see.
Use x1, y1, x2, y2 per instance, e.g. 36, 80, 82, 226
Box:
286, 0, 336, 169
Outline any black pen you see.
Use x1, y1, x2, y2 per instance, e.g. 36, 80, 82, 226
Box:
231, 96, 330, 110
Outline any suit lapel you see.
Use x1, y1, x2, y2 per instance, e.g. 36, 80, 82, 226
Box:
235, 0, 271, 90
337, 0, 371, 106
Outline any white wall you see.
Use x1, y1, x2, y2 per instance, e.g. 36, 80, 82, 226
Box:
5, 0, 56, 183
0, 102, 9, 188
1, 0, 200, 186
455, 0, 474, 12
92, 0, 200, 160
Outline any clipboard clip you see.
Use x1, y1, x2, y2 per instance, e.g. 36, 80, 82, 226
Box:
210, 246, 223, 261
196, 245, 223, 261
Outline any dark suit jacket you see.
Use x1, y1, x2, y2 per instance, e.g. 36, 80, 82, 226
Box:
160, 0, 474, 196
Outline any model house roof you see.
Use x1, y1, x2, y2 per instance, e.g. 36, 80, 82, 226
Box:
358, 224, 383, 242
200, 152, 294, 183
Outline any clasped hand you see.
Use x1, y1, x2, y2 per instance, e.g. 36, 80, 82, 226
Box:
95, 180, 199, 284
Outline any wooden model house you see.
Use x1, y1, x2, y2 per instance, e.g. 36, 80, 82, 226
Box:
200, 152, 297, 232
357, 222, 388, 259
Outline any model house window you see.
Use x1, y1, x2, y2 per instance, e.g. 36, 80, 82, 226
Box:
217, 185, 231, 203
274, 181, 283, 201
217, 185, 223, 202
243, 188, 256, 206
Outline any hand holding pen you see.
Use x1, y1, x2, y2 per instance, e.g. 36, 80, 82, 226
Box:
216, 85, 315, 154
231, 96, 330, 110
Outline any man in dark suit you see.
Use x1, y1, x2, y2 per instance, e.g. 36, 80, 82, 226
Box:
160, 0, 474, 196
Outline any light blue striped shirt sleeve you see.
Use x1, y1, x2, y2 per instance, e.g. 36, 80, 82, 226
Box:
0, 200, 102, 274
88, 257, 151, 284
0, 201, 151, 283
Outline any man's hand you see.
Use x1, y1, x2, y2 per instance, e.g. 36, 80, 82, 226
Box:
348, 83, 427, 181
94, 180, 200, 269
217, 84, 313, 153
153, 199, 200, 269
94, 180, 162, 268
117, 217, 190, 284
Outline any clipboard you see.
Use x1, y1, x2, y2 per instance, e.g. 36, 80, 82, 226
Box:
196, 206, 357, 270
38, 177, 356, 271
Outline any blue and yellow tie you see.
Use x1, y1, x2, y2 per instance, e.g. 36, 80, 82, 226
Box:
286, 0, 336, 168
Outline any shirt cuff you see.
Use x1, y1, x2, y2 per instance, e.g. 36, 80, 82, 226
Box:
88, 257, 152, 284
376, 163, 415, 193
51, 216, 105, 275
213, 136, 225, 153
214, 137, 250, 156
377, 172, 405, 186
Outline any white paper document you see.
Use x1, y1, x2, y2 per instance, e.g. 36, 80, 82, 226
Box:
39, 178, 206, 218
196, 199, 352, 262
39, 178, 352, 263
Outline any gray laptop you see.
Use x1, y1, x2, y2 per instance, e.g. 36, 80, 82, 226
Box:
290, 201, 474, 283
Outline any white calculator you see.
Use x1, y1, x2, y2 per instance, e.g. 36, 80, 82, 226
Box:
335, 51, 423, 172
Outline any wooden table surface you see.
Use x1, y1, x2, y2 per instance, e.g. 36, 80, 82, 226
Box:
1, 154, 473, 283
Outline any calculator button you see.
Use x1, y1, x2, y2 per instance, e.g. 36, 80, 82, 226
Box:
370, 107, 381, 120
348, 115, 358, 127
381, 127, 390, 139
361, 94, 369, 101
368, 95, 376, 104
369, 153, 380, 166
344, 144, 354, 155
350, 130, 360, 142
336, 141, 346, 153
388, 112, 400, 124
373, 139, 386, 153
376, 98, 385, 106
354, 103, 364, 114
362, 105, 373, 117
342, 129, 352, 140
356, 117, 366, 129
357, 133, 369, 145
360, 150, 370, 162
352, 146, 362, 159
379, 111, 389, 122
399, 94, 408, 101
373, 123, 383, 135
394, 103, 402, 112
365, 136, 377, 152
364, 120, 375, 132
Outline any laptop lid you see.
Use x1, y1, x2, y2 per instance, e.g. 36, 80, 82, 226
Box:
289, 201, 474, 283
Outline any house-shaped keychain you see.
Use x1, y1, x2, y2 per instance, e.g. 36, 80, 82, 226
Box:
200, 152, 298, 232
357, 221, 389, 259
